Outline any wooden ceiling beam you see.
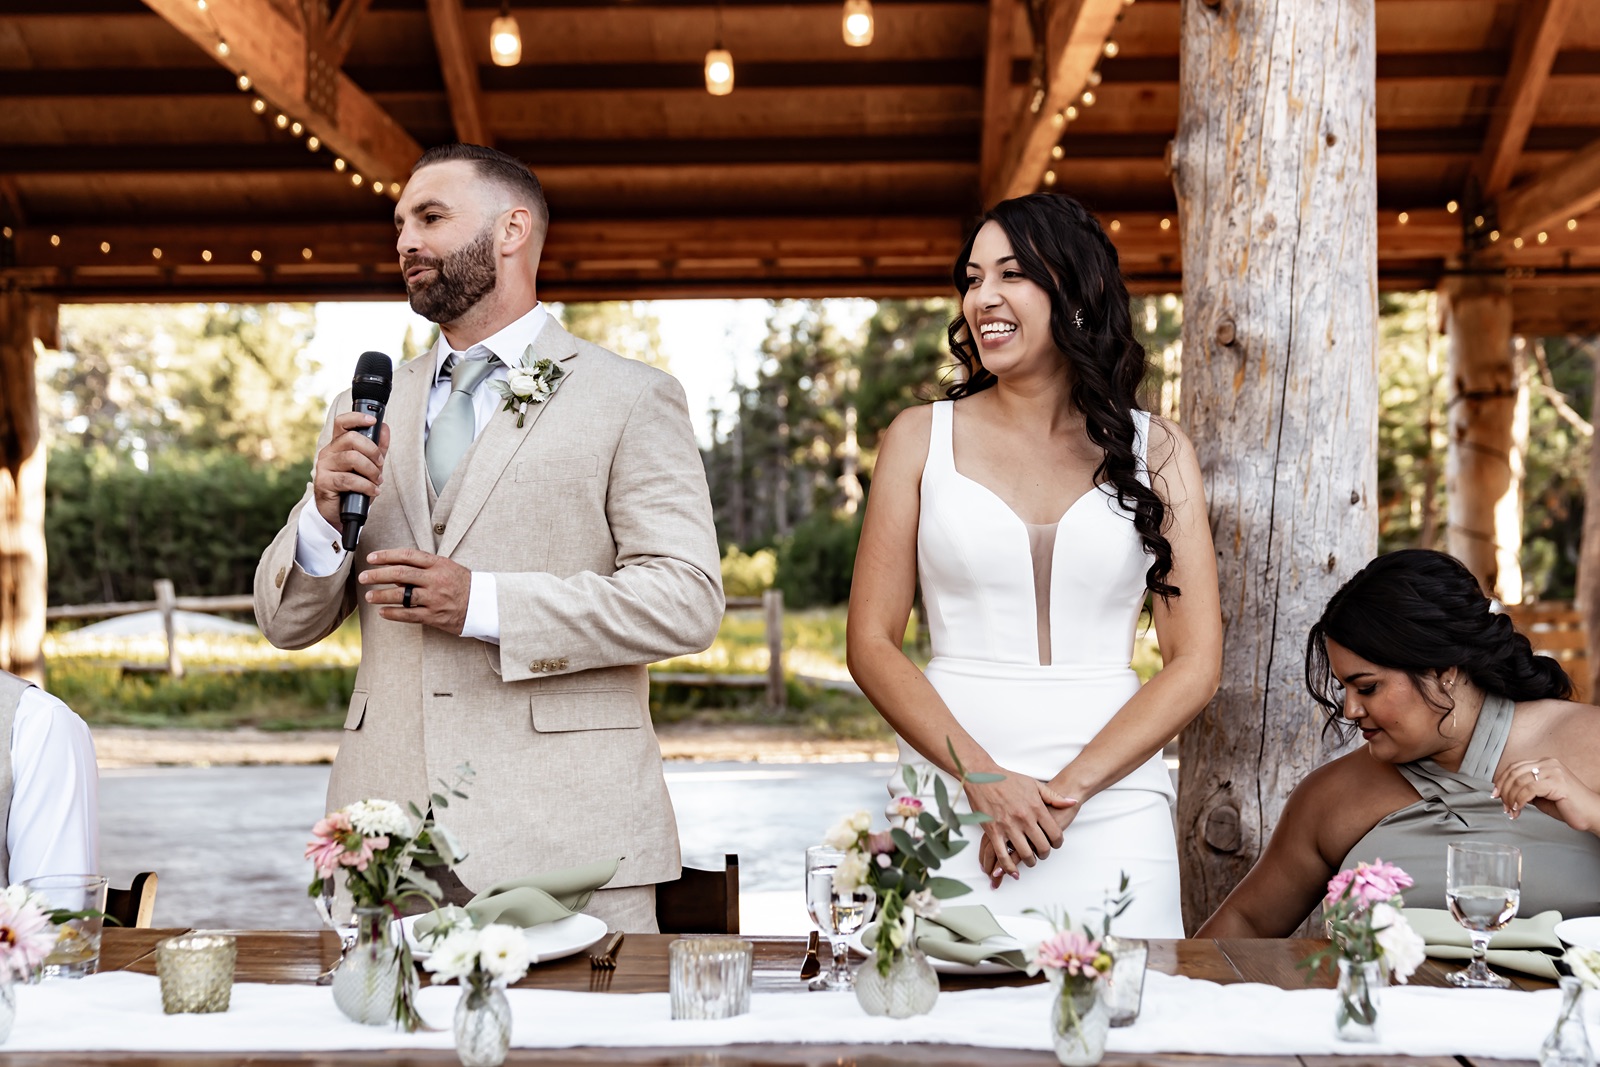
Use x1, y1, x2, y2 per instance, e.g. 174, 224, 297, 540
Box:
978, 0, 1018, 198
326, 0, 376, 68
1495, 135, 1600, 240
425, 0, 489, 145
985, 0, 1131, 207
139, 0, 421, 187
1473, 0, 1578, 199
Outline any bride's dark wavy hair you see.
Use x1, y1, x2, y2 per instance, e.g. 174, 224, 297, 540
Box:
1307, 549, 1573, 739
945, 192, 1177, 599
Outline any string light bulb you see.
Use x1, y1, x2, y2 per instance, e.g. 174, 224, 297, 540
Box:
1051, 145, 1064, 160
1, 227, 11, 239
216, 40, 230, 57
1398, 211, 1409, 224
290, 122, 303, 137
1081, 90, 1096, 107
1447, 200, 1459, 214
1489, 229, 1500, 242
152, 247, 162, 259
1537, 231, 1548, 244
1043, 170, 1057, 186
1087, 70, 1102, 87
251, 98, 266, 114
306, 135, 321, 151
301, 247, 313, 260
333, 157, 347, 172
1065, 105, 1079, 120
490, 4, 522, 67
236, 74, 251, 91
275, 114, 289, 129
251, 249, 262, 262
100, 241, 111, 253
1103, 40, 1119, 58
49, 234, 60, 247
1569, 218, 1579, 230
373, 181, 387, 195
1513, 236, 1524, 248
1159, 217, 1171, 230
705, 48, 734, 95
201, 249, 212, 262
389, 182, 401, 195
351, 173, 363, 186
1109, 219, 1121, 231
842, 0, 874, 47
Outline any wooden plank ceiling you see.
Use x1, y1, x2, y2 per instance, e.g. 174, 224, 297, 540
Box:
1, 0, 1599, 329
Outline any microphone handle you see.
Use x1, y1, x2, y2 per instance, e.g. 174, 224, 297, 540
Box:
338, 396, 387, 550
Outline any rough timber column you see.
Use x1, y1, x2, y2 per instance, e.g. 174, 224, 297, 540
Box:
1442, 280, 1524, 603
0, 289, 52, 684
1171, 0, 1379, 932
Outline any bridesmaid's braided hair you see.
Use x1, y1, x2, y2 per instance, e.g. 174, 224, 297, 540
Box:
944, 192, 1178, 599
1306, 548, 1573, 737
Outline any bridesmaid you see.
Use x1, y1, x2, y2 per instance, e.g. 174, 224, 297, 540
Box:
1201, 549, 1600, 936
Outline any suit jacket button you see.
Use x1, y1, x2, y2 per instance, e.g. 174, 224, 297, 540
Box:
555, 658, 568, 670
433, 522, 446, 535
528, 661, 541, 672
274, 566, 286, 588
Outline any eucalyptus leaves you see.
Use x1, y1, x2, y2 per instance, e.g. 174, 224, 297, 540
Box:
491, 345, 568, 427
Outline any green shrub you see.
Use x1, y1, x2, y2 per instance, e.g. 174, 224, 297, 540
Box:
774, 511, 862, 609
720, 546, 777, 597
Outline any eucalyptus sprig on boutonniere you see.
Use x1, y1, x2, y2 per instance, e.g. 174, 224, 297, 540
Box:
491, 344, 567, 427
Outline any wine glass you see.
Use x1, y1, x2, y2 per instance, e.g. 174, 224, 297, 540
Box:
805, 845, 843, 991
826, 882, 876, 991
1445, 841, 1521, 988
311, 880, 357, 986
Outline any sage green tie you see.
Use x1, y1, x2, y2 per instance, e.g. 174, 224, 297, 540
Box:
426, 347, 497, 493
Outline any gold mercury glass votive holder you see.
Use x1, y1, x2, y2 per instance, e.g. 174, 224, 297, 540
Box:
669, 936, 754, 1020
156, 933, 237, 1014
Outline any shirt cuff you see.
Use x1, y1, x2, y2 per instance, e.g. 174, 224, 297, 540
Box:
462, 571, 501, 644
294, 506, 348, 578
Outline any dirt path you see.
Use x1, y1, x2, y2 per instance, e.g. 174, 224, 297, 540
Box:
90, 722, 897, 767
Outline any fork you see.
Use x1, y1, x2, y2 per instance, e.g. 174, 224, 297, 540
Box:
588, 930, 623, 970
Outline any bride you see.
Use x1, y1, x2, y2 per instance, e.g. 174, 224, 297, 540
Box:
845, 193, 1221, 936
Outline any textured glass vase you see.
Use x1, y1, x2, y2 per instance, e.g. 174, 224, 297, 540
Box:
1540, 977, 1594, 1067
1334, 958, 1383, 1043
1050, 979, 1109, 1066
0, 979, 14, 1044
453, 978, 512, 1067
332, 906, 403, 1026
853, 944, 939, 1018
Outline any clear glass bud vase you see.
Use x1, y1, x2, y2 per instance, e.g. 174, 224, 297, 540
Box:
854, 944, 939, 1018
332, 906, 403, 1026
454, 976, 512, 1067
1050, 978, 1110, 1066
0, 979, 15, 1044
1540, 976, 1594, 1067
1334, 958, 1383, 1042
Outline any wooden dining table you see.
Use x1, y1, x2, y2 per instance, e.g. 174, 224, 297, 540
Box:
6, 928, 1553, 1067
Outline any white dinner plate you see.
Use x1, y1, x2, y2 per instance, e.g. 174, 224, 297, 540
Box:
398, 911, 609, 965
1555, 916, 1600, 951
848, 912, 1056, 975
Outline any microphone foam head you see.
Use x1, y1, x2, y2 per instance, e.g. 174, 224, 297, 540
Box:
351, 351, 393, 404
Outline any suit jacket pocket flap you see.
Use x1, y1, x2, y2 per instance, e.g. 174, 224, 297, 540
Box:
530, 688, 641, 733
344, 690, 368, 731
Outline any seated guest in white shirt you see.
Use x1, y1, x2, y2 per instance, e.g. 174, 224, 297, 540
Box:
0, 670, 99, 884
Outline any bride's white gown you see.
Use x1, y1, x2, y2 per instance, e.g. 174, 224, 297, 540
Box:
891, 399, 1184, 937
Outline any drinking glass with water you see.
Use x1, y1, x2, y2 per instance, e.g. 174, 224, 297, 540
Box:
1445, 841, 1520, 988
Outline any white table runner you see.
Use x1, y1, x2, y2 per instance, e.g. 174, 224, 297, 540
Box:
4, 971, 1566, 1058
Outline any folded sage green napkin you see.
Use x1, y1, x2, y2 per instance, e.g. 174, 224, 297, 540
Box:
1402, 907, 1564, 980
412, 857, 619, 940
863, 905, 1029, 970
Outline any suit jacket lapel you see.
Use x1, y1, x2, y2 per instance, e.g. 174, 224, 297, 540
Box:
438, 320, 581, 558
388, 352, 435, 551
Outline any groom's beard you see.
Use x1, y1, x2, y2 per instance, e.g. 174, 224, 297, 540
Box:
404, 225, 498, 324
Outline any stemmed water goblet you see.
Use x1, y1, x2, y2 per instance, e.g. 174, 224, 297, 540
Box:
804, 846, 844, 990
1445, 841, 1521, 988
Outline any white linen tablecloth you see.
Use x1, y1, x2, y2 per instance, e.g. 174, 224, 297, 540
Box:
5, 971, 1566, 1058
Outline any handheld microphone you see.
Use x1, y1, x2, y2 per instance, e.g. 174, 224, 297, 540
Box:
339, 351, 394, 551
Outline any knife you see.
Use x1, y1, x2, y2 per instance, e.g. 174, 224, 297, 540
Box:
799, 929, 821, 980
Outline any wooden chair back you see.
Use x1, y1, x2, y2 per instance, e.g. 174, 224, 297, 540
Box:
655, 854, 739, 934
105, 871, 159, 929
1506, 600, 1590, 701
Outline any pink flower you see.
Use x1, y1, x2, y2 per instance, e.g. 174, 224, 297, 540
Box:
892, 798, 925, 819
305, 812, 389, 877
867, 830, 895, 855
1032, 930, 1103, 978
1325, 860, 1413, 909
0, 894, 58, 981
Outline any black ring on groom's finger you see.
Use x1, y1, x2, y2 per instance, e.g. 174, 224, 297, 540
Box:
402, 584, 414, 609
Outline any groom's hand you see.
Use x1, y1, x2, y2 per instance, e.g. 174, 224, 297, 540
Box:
360, 549, 472, 635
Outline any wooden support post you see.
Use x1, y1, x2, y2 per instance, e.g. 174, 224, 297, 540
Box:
1580, 338, 1600, 699
154, 578, 184, 679
1442, 279, 1525, 603
0, 289, 52, 685
763, 588, 786, 713
1171, 0, 1378, 932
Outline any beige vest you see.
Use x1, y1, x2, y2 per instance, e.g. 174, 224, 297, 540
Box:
0, 670, 25, 882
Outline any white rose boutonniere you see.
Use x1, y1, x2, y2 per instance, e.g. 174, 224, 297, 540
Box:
491, 344, 568, 427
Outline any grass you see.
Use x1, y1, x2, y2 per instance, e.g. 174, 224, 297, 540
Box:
44, 605, 1162, 741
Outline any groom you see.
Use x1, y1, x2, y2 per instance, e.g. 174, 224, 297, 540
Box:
254, 144, 724, 932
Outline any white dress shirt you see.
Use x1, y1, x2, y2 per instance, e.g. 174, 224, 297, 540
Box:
293, 303, 551, 644
10, 687, 99, 884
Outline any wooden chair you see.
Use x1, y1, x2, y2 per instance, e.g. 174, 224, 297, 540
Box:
105, 871, 159, 929
1506, 600, 1590, 701
655, 854, 739, 934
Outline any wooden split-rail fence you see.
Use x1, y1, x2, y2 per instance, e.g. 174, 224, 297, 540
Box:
45, 583, 844, 711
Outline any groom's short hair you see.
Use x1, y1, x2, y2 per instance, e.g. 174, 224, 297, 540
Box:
412, 143, 549, 237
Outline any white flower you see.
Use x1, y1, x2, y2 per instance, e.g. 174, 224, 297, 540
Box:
1567, 947, 1600, 990
477, 924, 531, 984
422, 927, 480, 984
507, 368, 540, 395
907, 889, 942, 920
849, 810, 872, 834
832, 851, 868, 894
0, 885, 43, 913
344, 799, 412, 838
1372, 904, 1425, 984
823, 813, 863, 851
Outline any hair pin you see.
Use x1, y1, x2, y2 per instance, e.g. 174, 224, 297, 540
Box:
1072, 308, 1085, 330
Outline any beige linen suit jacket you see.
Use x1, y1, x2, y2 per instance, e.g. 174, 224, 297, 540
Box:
254, 319, 723, 891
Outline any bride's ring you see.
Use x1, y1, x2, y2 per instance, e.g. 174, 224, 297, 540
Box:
1532, 766, 1542, 780
402, 584, 415, 609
